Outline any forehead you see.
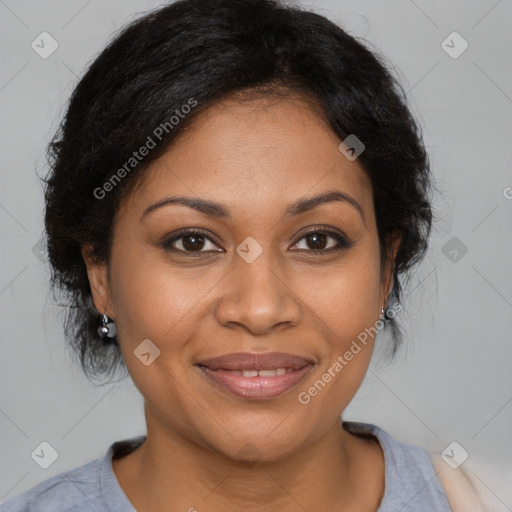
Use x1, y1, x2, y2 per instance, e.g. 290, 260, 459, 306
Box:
120, 94, 373, 223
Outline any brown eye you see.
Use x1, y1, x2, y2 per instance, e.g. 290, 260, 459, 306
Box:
161, 229, 222, 254
180, 233, 206, 251
161, 227, 351, 256
304, 232, 329, 250
291, 228, 352, 253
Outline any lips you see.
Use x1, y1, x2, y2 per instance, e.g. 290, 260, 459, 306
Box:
195, 352, 315, 401
196, 351, 314, 371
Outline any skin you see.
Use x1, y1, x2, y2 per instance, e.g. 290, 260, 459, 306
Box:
82, 92, 401, 512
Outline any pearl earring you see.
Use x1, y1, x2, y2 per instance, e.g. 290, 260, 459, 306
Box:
97, 312, 115, 339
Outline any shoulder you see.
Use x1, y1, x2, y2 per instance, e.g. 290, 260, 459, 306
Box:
430, 453, 508, 512
0, 455, 104, 512
0, 436, 145, 512
344, 421, 453, 511
343, 421, 495, 512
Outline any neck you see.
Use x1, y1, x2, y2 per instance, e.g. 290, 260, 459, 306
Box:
113, 408, 384, 511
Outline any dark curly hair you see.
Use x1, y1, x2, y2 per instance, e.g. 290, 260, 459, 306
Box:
43, 0, 433, 382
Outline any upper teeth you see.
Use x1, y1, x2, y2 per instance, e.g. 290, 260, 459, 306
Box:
228, 368, 291, 377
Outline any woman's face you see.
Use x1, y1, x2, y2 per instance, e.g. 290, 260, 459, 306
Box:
83, 93, 397, 461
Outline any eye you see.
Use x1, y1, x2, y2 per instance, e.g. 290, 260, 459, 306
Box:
161, 228, 222, 254
161, 226, 352, 256
290, 226, 352, 253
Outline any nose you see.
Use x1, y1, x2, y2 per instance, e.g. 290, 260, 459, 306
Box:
214, 248, 302, 336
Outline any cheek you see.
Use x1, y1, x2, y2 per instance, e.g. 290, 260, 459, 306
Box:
108, 241, 229, 401
108, 251, 206, 414
297, 247, 382, 343
291, 246, 382, 406
108, 241, 203, 345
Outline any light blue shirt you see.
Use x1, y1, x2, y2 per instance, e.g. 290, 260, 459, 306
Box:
0, 421, 452, 511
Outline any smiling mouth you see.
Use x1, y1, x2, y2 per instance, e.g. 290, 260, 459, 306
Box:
195, 351, 315, 400
196, 360, 314, 401
212, 367, 295, 377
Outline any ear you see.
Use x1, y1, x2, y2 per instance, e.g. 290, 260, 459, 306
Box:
81, 243, 114, 318
381, 232, 401, 307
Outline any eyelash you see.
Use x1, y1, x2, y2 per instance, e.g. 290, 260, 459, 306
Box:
160, 226, 352, 256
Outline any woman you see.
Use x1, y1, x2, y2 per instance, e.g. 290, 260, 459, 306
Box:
1, 0, 487, 510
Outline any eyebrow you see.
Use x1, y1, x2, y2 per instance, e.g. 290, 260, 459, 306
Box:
140, 190, 364, 221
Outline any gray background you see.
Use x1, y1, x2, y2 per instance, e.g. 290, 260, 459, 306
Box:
1, 0, 511, 507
